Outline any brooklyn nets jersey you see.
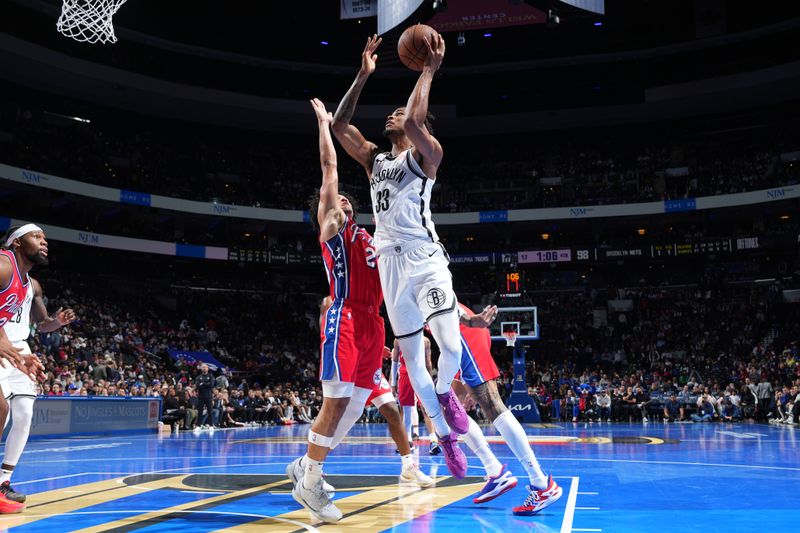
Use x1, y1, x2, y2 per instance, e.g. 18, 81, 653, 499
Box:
370, 149, 439, 252
4, 278, 32, 343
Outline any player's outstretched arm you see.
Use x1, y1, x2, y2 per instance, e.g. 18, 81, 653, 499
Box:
461, 305, 498, 329
404, 33, 444, 171
31, 278, 76, 333
312, 98, 346, 242
331, 34, 381, 172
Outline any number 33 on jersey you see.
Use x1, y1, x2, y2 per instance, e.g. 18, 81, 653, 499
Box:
370, 149, 439, 251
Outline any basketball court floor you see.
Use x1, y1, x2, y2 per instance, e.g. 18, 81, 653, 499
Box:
1, 421, 797, 532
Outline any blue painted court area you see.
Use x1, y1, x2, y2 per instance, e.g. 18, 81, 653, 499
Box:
1, 421, 797, 532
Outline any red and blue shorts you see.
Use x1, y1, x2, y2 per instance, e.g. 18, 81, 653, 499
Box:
366, 374, 393, 407
455, 327, 500, 388
319, 299, 385, 389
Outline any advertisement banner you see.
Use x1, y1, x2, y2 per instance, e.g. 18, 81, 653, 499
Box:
341, 0, 377, 19
429, 0, 546, 32
29, 398, 160, 437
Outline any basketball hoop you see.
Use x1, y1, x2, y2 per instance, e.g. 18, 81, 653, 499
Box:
503, 331, 518, 348
57, 0, 128, 44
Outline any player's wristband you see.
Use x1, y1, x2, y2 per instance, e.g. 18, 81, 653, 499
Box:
390, 361, 399, 387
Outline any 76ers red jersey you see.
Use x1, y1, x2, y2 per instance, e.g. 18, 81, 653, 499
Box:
320, 217, 382, 308
0, 250, 30, 329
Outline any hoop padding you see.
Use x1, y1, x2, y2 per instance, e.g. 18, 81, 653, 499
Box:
57, 0, 128, 44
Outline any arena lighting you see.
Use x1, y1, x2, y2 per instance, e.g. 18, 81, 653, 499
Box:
541, 233, 550, 240
457, 32, 466, 46
780, 215, 790, 219
320, 41, 329, 45
637, 228, 646, 235
433, 0, 447, 13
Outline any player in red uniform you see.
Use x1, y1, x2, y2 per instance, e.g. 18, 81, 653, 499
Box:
313, 297, 433, 488
287, 99, 428, 523
453, 303, 562, 515
0, 224, 50, 514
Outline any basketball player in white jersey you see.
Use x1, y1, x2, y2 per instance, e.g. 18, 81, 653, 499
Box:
1, 225, 74, 504
332, 34, 470, 477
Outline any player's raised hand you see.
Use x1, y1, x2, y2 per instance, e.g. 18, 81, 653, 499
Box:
423, 32, 445, 72
471, 305, 499, 328
23, 354, 47, 383
310, 98, 333, 124
55, 307, 76, 326
360, 34, 382, 75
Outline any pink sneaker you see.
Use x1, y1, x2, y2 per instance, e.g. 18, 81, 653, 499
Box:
438, 433, 467, 479
437, 389, 469, 435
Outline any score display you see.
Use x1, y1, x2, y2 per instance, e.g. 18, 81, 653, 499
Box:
518, 249, 572, 264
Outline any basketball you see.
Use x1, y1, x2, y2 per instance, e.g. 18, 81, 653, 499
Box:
398, 24, 437, 71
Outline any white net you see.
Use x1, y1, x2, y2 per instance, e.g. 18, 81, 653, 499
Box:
57, 0, 128, 44
503, 332, 517, 348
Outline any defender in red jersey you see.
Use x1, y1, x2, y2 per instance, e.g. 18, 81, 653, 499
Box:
287, 99, 429, 524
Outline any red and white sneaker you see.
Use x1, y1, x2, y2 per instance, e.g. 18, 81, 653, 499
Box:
0, 493, 24, 514
512, 475, 562, 516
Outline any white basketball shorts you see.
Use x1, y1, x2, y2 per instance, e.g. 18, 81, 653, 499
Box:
0, 341, 38, 398
378, 240, 457, 338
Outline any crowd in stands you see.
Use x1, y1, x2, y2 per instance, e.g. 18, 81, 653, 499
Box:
19, 263, 800, 431
1, 99, 797, 214
494, 282, 800, 425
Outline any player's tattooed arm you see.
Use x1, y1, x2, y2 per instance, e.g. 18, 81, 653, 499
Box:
332, 34, 381, 173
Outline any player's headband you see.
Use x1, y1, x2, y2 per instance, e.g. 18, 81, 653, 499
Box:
4, 224, 44, 247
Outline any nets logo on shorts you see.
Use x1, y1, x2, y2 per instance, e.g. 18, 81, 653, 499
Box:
426, 288, 446, 309
373, 368, 382, 386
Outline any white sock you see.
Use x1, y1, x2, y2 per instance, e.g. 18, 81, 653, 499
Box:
429, 432, 439, 444
400, 454, 415, 470
411, 406, 419, 435
427, 312, 463, 395
462, 417, 502, 477
493, 410, 548, 488
0, 469, 12, 484
398, 336, 450, 436
302, 455, 325, 489
329, 387, 372, 449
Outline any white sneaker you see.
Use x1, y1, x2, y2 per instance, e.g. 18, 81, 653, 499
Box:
400, 463, 434, 487
286, 457, 335, 493
292, 480, 342, 523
